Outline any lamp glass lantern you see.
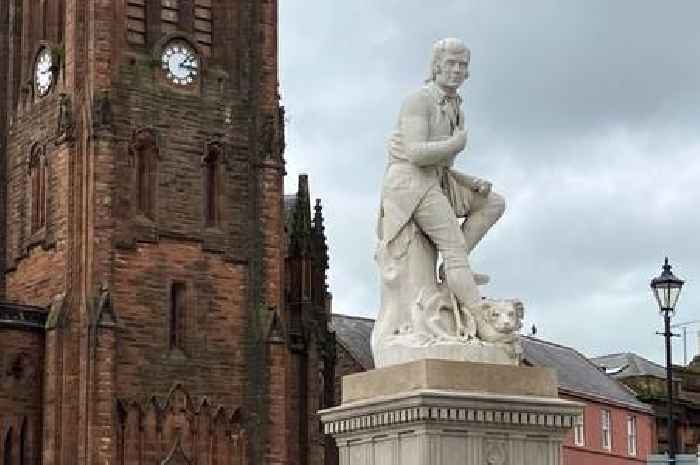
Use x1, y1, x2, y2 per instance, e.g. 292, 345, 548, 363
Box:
650, 257, 684, 314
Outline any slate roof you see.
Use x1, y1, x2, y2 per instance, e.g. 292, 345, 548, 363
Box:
590, 352, 666, 379
522, 338, 649, 410
331, 313, 651, 412
332, 314, 375, 370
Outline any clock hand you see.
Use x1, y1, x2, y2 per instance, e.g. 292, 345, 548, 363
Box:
179, 58, 197, 69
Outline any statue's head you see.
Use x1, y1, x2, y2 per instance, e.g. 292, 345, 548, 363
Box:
427, 38, 470, 91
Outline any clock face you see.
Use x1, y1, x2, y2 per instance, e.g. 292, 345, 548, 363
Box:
161, 42, 199, 86
35, 48, 54, 97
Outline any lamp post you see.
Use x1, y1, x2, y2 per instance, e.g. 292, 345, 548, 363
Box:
651, 257, 685, 463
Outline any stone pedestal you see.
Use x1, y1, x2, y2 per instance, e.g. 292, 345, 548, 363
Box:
320, 360, 583, 465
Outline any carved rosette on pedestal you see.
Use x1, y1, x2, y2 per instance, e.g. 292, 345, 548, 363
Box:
320, 360, 583, 465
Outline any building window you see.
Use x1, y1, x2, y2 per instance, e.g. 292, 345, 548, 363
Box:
130, 129, 158, 220
4, 428, 13, 465
601, 409, 612, 450
19, 419, 26, 465
202, 143, 223, 227
627, 415, 637, 456
574, 414, 585, 447
29, 145, 47, 232
169, 282, 187, 351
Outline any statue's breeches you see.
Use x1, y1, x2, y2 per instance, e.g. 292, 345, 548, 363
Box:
412, 185, 479, 306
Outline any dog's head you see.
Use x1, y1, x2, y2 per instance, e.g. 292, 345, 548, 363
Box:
480, 299, 524, 334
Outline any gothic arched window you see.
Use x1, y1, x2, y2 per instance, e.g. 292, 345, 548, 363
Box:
203, 143, 223, 227
129, 129, 158, 220
4, 427, 13, 465
19, 419, 26, 465
169, 282, 187, 351
29, 144, 47, 233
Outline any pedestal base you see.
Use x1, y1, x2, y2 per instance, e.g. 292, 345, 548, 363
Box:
320, 360, 582, 465
376, 337, 518, 368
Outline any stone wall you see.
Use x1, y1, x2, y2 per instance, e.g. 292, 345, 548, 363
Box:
0, 0, 8, 297
4, 93, 69, 307
112, 241, 249, 406
3, 0, 68, 304
0, 308, 46, 465
0, 1, 336, 464
116, 385, 246, 465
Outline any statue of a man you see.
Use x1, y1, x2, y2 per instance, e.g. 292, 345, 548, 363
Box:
377, 38, 505, 310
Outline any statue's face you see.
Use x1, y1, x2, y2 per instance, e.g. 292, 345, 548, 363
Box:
435, 51, 469, 91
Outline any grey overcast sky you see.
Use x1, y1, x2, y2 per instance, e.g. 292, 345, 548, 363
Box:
278, 0, 700, 366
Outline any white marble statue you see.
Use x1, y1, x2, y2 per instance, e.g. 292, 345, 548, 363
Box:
372, 38, 523, 367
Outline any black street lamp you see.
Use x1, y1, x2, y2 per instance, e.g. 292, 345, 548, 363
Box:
651, 257, 685, 462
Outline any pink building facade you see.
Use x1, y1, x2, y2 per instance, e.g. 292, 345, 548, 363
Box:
561, 392, 655, 464
524, 337, 656, 465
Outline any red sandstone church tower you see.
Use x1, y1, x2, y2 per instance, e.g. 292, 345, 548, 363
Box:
0, 1, 334, 464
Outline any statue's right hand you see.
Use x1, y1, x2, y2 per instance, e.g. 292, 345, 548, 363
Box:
451, 129, 467, 153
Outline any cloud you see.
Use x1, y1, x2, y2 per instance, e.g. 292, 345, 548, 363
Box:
280, 0, 700, 365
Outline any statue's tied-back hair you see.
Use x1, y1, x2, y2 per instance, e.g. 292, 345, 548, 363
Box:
426, 38, 471, 83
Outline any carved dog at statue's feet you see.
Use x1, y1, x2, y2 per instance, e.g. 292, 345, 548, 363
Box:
411, 288, 523, 358
474, 299, 524, 360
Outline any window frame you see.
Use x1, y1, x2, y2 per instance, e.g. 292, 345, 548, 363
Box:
574, 413, 585, 447
169, 281, 188, 353
29, 144, 47, 233
19, 418, 26, 465
129, 128, 159, 221
601, 408, 612, 451
202, 143, 223, 228
4, 427, 13, 465
627, 415, 637, 456
204, 155, 218, 226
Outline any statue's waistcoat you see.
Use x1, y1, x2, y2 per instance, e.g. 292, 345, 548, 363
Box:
378, 83, 465, 243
